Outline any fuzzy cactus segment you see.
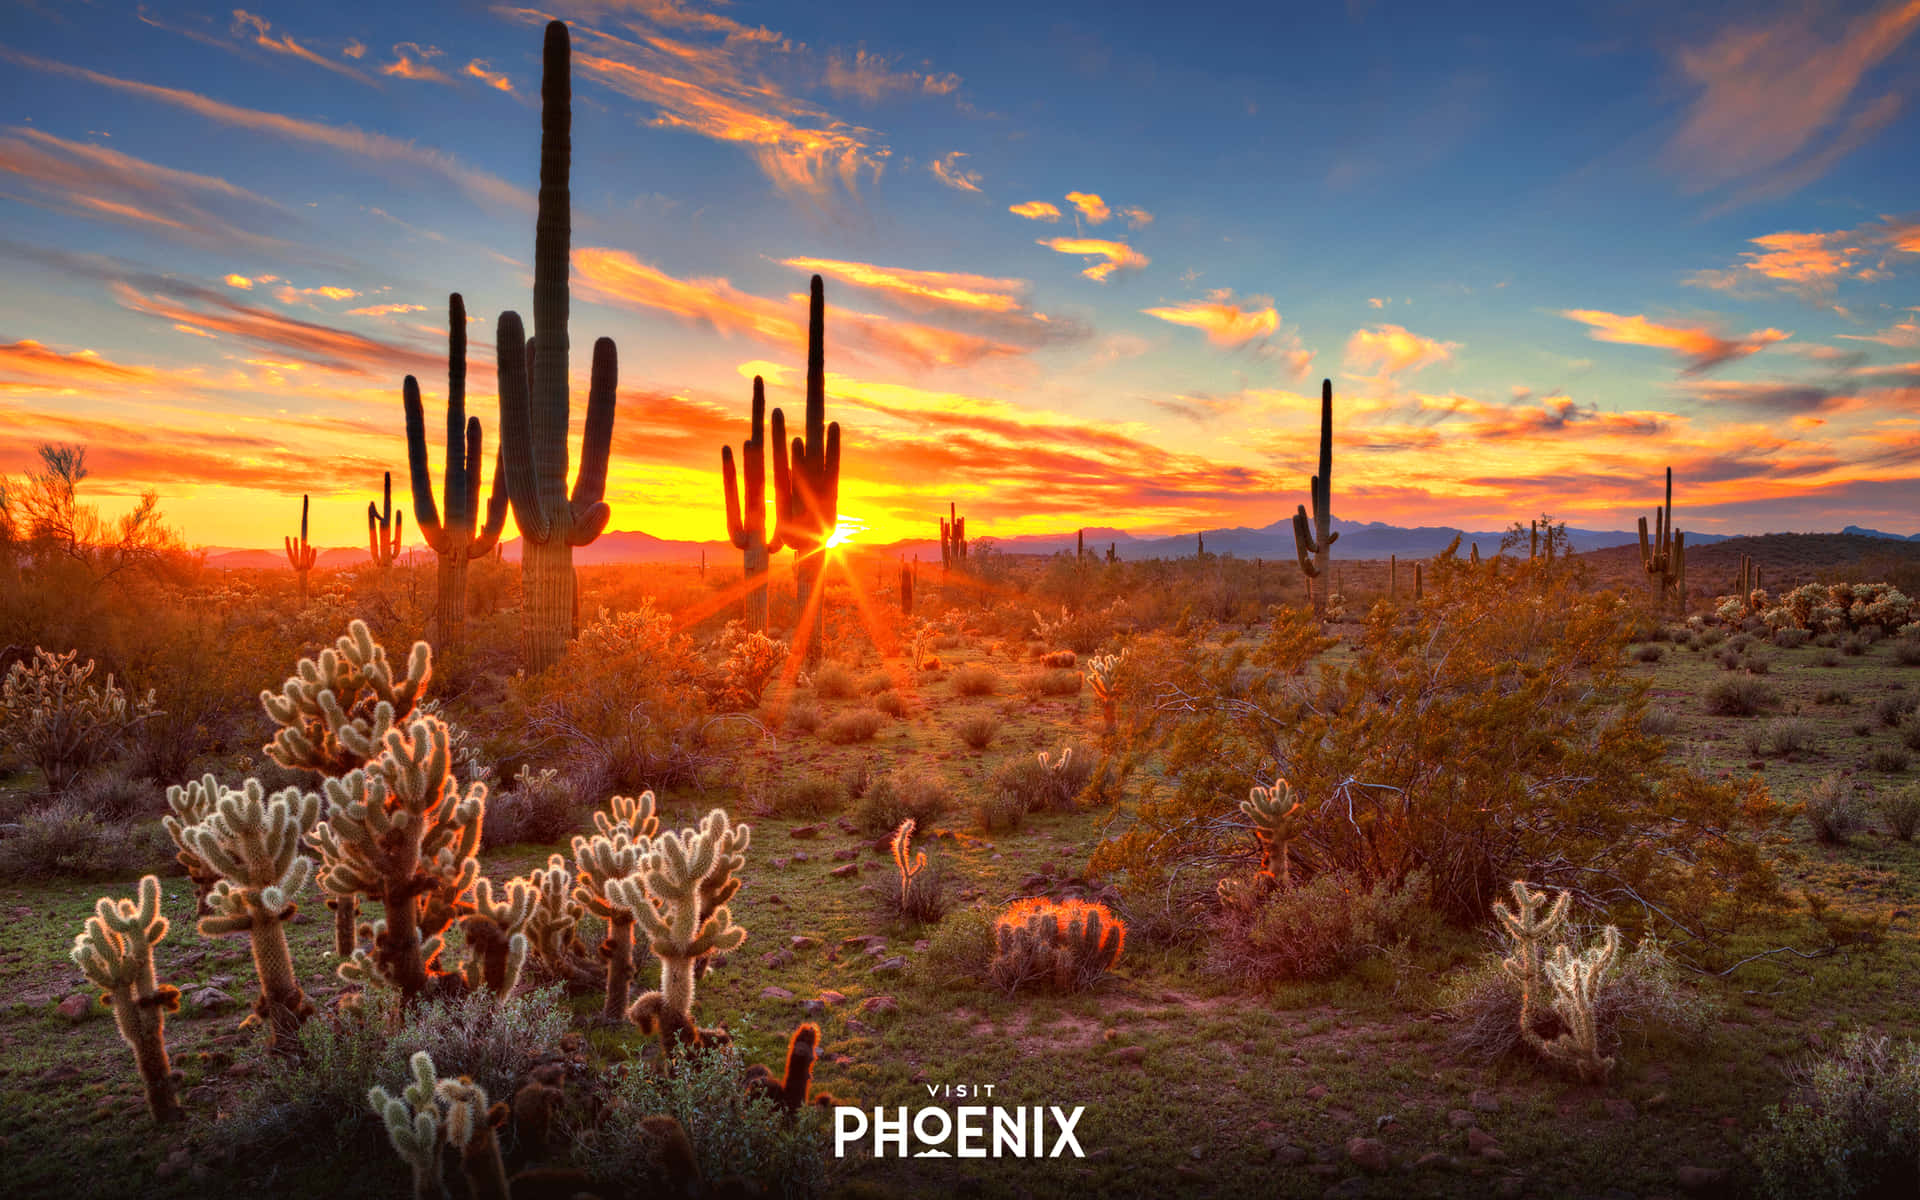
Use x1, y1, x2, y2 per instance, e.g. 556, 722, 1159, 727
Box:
989, 897, 1124, 994
615, 808, 750, 1021
178, 778, 321, 1051
369, 1050, 448, 1200
1535, 926, 1620, 1083
1240, 780, 1308, 890
524, 853, 603, 989
457, 877, 532, 998
71, 875, 183, 1122
571, 823, 648, 1020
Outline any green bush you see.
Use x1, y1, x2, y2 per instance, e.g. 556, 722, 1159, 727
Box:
1748, 1032, 1920, 1200
854, 766, 950, 834
917, 902, 998, 987
1705, 678, 1777, 717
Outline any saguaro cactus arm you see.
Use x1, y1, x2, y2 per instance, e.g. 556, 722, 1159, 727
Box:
1290, 380, 1338, 612
369, 472, 403, 566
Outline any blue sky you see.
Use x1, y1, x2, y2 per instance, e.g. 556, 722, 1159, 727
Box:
1, 0, 1917, 548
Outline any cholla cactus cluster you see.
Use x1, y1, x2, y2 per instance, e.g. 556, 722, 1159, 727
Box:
610, 808, 750, 1021
0, 646, 157, 791
571, 790, 659, 1019
1713, 581, 1915, 636
988, 897, 1125, 994
368, 1051, 511, 1200
70, 875, 182, 1123
1083, 650, 1124, 733
1493, 879, 1621, 1083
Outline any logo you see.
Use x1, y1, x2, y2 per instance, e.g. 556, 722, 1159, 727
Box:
835, 1084, 1085, 1158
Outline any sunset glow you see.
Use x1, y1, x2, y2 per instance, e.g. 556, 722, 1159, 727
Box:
2, 1, 1919, 552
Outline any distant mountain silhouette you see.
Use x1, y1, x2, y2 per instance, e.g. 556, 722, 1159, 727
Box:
1840, 524, 1920, 542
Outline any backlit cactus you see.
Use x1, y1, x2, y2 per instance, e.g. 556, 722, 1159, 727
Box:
0, 646, 156, 793
1493, 878, 1571, 1055
571, 805, 653, 1020
1533, 926, 1620, 1083
940, 502, 966, 570
368, 1050, 449, 1200
523, 853, 605, 989
176, 778, 321, 1052
70, 875, 182, 1122
405, 293, 509, 653
457, 876, 532, 999
1240, 779, 1307, 890
722, 376, 783, 630
369, 470, 404, 570
1290, 379, 1339, 620
1637, 466, 1685, 615
891, 818, 925, 911
988, 896, 1124, 994
285, 493, 317, 607
495, 21, 619, 675
771, 276, 842, 668
612, 808, 750, 1022
1084, 650, 1123, 734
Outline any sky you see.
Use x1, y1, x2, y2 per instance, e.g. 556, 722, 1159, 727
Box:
1, 0, 1918, 551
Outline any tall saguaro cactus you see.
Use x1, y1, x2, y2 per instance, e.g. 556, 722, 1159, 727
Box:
1637, 467, 1685, 615
722, 377, 783, 630
369, 472, 403, 571
771, 276, 842, 667
406, 293, 509, 653
1290, 379, 1338, 620
286, 494, 317, 606
940, 502, 966, 570
495, 21, 618, 675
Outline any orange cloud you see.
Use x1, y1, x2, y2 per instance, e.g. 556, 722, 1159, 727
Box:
1142, 289, 1280, 348
1344, 324, 1459, 376
1664, 1, 1920, 199
1560, 309, 1789, 373
1038, 237, 1148, 282
1839, 314, 1920, 348
347, 302, 429, 318
929, 151, 982, 193
1009, 200, 1060, 222
110, 281, 447, 377
342, 39, 366, 59
1118, 205, 1153, 229
778, 257, 1024, 313
383, 43, 453, 84
465, 59, 515, 94
229, 11, 372, 84
0, 340, 168, 388
1065, 191, 1110, 223
224, 274, 254, 290
1688, 216, 1920, 297
0, 49, 531, 210
274, 285, 359, 304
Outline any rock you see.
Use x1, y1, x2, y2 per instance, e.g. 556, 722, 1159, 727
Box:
189, 986, 236, 1010
915, 939, 930, 951
759, 986, 795, 1002
1467, 1128, 1501, 1158
789, 824, 823, 839
832, 847, 858, 861
870, 956, 907, 974
1676, 1165, 1728, 1191
1345, 1136, 1390, 1173
1603, 1098, 1639, 1121
762, 950, 795, 969
1268, 1140, 1308, 1166
858, 995, 898, 1016
155, 1149, 192, 1181
830, 864, 859, 878
802, 1000, 825, 1017
57, 994, 92, 1020
790, 936, 820, 951
1414, 1151, 1456, 1170
1644, 1091, 1670, 1110
771, 857, 789, 869
1188, 1145, 1204, 1161
184, 1085, 217, 1108
864, 942, 887, 956
1469, 1089, 1501, 1113
1305, 1084, 1329, 1101
791, 851, 810, 863
1447, 1109, 1476, 1129
816, 990, 847, 1007
1113, 1045, 1147, 1065
763, 894, 785, 906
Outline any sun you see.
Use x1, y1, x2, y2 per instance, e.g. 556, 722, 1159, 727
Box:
825, 515, 867, 551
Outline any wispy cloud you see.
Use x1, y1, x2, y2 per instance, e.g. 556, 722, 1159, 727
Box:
1038, 237, 1148, 282
1687, 216, 1920, 298
1142, 289, 1279, 348
1009, 200, 1060, 222
0, 339, 169, 388
347, 302, 429, 318
823, 47, 961, 101
1839, 312, 1920, 347
1118, 205, 1152, 229
465, 59, 516, 94
1663, 0, 1920, 203
778, 257, 1025, 313
1064, 191, 1109, 224
229, 10, 373, 84
1560, 309, 1789, 373
383, 42, 453, 84
109, 280, 447, 376
0, 49, 532, 210
1344, 324, 1458, 376
929, 150, 981, 193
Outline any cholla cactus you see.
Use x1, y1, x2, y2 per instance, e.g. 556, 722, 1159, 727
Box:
891, 818, 925, 911
612, 808, 750, 1021
988, 897, 1124, 994
162, 773, 225, 914
1531, 926, 1620, 1083
457, 877, 532, 998
177, 778, 321, 1052
309, 714, 486, 1001
1084, 651, 1123, 733
1493, 879, 1571, 1050
368, 1050, 447, 1200
591, 790, 660, 841
71, 875, 182, 1122
571, 820, 651, 1021
0, 647, 157, 792
260, 618, 430, 776
1240, 780, 1309, 890
523, 853, 603, 989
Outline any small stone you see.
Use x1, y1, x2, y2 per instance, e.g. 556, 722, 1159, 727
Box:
57, 994, 92, 1020
858, 995, 898, 1016
1188, 1145, 1204, 1161
763, 894, 786, 906
1644, 1091, 1669, 1110
759, 986, 794, 1002
816, 990, 847, 1006
1676, 1165, 1728, 1191
1114, 1045, 1147, 1065
1345, 1136, 1390, 1173
830, 864, 858, 878
155, 1149, 192, 1181
1269, 1141, 1308, 1166
1305, 1084, 1329, 1101
915, 939, 930, 951
1469, 1089, 1501, 1113
789, 824, 823, 839
762, 950, 795, 969
802, 1000, 824, 1017
189, 986, 236, 1010
832, 847, 858, 861
791, 850, 810, 863
870, 956, 907, 974
771, 857, 789, 869
790, 936, 820, 951
864, 942, 887, 956
1467, 1128, 1500, 1158
845, 1019, 878, 1037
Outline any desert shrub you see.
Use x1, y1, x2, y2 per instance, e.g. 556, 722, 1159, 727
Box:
1804, 775, 1865, 845
1208, 869, 1443, 984
1753, 718, 1818, 757
0, 797, 172, 880
1040, 649, 1077, 668
1633, 643, 1664, 663
1706, 678, 1778, 716
871, 690, 905, 717
1817, 650, 1841, 667
860, 671, 894, 696
481, 764, 577, 849
66, 763, 161, 821
1748, 654, 1772, 674
708, 624, 789, 710
838, 756, 875, 800
1898, 717, 1920, 754
1698, 627, 1727, 648
1443, 930, 1709, 1064
1894, 638, 1920, 667
991, 746, 1093, 813
854, 766, 950, 834
0, 647, 159, 792
812, 663, 857, 700
917, 901, 998, 987
1747, 1032, 1920, 1200
784, 703, 821, 735
954, 712, 998, 750
890, 821, 948, 924
1876, 787, 1920, 841
1813, 688, 1852, 706
972, 788, 1025, 833
950, 665, 998, 696
1772, 627, 1810, 649
1639, 708, 1679, 736
821, 708, 885, 745
770, 775, 843, 818
1019, 668, 1081, 699
988, 897, 1125, 994
578, 1042, 831, 1196
1842, 635, 1870, 656
1874, 694, 1918, 726
1869, 746, 1909, 773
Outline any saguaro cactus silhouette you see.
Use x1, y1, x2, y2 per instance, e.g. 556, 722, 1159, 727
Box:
286, 494, 317, 606
940, 502, 966, 570
1291, 379, 1338, 620
1637, 467, 1685, 615
722, 377, 783, 630
369, 472, 403, 571
771, 277, 841, 668
495, 21, 618, 675
405, 293, 509, 653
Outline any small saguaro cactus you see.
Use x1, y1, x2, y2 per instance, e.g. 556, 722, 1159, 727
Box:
770, 276, 842, 668
405, 293, 509, 653
1084, 651, 1123, 734
1240, 779, 1308, 890
495, 21, 620, 675
1637, 466, 1685, 615
369, 471, 404, 570
1533, 926, 1621, 1083
1493, 878, 1571, 1046
940, 502, 966, 570
612, 808, 750, 1022
177, 778, 322, 1053
1291, 379, 1339, 621
71, 875, 182, 1122
722, 376, 784, 631
286, 493, 318, 606
1738, 554, 1762, 615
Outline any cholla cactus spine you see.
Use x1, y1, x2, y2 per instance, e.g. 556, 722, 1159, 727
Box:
179, 778, 321, 1052
70, 875, 183, 1122
1534, 926, 1620, 1084
614, 808, 750, 1020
